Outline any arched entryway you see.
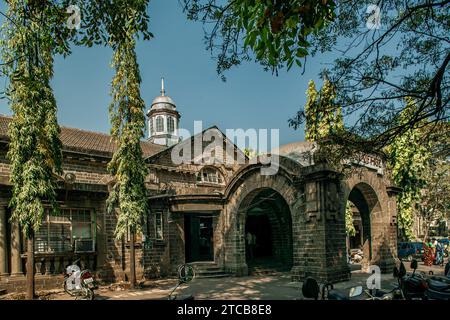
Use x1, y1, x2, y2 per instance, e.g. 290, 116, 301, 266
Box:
346, 182, 382, 269
240, 188, 293, 273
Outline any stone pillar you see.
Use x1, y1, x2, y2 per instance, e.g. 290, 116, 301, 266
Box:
376, 186, 401, 273
223, 207, 248, 276
10, 221, 23, 276
292, 166, 350, 283
0, 206, 8, 276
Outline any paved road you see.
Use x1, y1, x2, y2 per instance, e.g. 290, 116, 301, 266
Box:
51, 261, 447, 300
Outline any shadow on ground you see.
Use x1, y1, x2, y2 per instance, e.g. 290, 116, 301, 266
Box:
47, 260, 447, 300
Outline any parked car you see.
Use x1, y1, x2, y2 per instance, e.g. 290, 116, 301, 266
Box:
398, 242, 424, 261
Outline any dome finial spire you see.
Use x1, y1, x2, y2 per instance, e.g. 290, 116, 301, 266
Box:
161, 77, 165, 96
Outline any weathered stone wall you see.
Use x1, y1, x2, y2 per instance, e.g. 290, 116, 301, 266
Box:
291, 165, 350, 283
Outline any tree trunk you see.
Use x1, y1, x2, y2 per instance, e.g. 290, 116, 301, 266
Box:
26, 231, 35, 300
129, 231, 136, 289
423, 217, 430, 243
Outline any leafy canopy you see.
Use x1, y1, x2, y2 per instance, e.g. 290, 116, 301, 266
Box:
183, 0, 335, 78
184, 0, 449, 152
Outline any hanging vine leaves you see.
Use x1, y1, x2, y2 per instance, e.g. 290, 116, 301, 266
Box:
0, 0, 152, 296
104, 0, 152, 240
1, 0, 69, 237
345, 201, 356, 237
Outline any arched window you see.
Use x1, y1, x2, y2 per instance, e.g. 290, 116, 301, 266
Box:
156, 116, 164, 132
197, 167, 223, 184
149, 118, 153, 135
167, 116, 175, 134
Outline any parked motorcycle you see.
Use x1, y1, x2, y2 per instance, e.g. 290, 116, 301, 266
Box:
64, 259, 97, 300
301, 277, 400, 300
394, 259, 428, 300
424, 260, 450, 300
168, 264, 195, 300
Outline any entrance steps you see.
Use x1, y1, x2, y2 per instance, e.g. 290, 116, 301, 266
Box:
248, 260, 290, 275
188, 262, 232, 279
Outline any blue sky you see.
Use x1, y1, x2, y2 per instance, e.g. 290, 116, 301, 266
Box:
0, 0, 339, 147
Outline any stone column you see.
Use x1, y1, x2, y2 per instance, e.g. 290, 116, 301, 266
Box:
223, 207, 248, 277
0, 206, 8, 276
292, 165, 350, 283
376, 186, 401, 272
10, 220, 23, 276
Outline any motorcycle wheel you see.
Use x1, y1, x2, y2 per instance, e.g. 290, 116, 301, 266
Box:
85, 288, 94, 300
63, 280, 72, 296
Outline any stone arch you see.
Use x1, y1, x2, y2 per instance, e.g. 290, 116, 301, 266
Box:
242, 188, 293, 271
342, 169, 394, 271
222, 164, 300, 276
345, 182, 382, 269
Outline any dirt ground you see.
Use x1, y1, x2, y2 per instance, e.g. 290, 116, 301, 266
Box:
1, 260, 447, 300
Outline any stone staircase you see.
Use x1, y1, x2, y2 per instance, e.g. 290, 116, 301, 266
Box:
188, 262, 232, 279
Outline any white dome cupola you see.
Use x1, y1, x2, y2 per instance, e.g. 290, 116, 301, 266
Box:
147, 78, 181, 146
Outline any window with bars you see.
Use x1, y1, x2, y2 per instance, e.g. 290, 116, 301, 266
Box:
156, 116, 164, 132
35, 208, 95, 253
197, 167, 223, 184
155, 212, 164, 240
167, 116, 175, 134
149, 118, 154, 135
147, 211, 164, 240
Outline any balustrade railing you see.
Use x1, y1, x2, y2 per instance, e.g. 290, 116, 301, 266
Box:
20, 252, 97, 276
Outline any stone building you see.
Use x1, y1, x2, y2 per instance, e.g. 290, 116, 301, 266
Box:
0, 83, 400, 293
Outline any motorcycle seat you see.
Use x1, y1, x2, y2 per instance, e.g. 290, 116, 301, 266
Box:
372, 289, 389, 297
327, 289, 349, 300
426, 288, 450, 300
427, 279, 450, 292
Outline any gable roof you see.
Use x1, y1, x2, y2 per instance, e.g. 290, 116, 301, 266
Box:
0, 115, 165, 158
146, 125, 247, 166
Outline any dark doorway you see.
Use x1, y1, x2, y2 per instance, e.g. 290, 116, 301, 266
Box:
242, 188, 293, 273
245, 214, 272, 259
185, 215, 214, 262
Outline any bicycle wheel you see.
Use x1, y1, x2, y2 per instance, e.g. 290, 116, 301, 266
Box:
178, 264, 195, 283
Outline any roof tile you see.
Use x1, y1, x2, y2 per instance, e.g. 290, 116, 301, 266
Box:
0, 115, 165, 158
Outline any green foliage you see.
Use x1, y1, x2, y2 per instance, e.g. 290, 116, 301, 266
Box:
105, 1, 150, 240
243, 148, 258, 159
386, 97, 432, 240
61, 0, 153, 48
345, 201, 356, 237
183, 0, 336, 76
185, 1, 449, 152
417, 159, 450, 241
1, 1, 64, 237
294, 79, 343, 142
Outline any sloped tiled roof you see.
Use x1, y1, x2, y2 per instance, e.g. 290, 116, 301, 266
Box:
0, 115, 165, 158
